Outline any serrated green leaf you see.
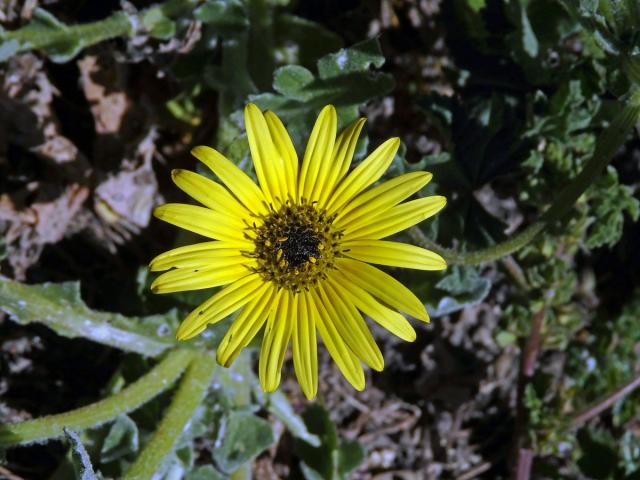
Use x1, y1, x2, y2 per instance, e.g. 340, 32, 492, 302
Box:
0, 277, 177, 357
427, 266, 492, 317
213, 411, 274, 474
100, 415, 139, 464
246, 38, 393, 150
317, 38, 386, 80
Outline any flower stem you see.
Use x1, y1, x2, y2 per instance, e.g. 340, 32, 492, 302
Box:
124, 353, 217, 479
412, 91, 640, 266
5, 11, 132, 52
1, 0, 199, 60
0, 349, 194, 446
570, 371, 640, 429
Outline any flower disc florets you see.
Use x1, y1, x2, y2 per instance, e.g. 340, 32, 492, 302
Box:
247, 200, 342, 292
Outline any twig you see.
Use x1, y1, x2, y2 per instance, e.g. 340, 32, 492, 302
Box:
0, 465, 25, 480
521, 307, 545, 378
459, 461, 491, 480
515, 449, 534, 480
570, 371, 640, 429
511, 305, 547, 480
501, 256, 529, 290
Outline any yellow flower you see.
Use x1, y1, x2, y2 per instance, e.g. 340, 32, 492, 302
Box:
150, 104, 447, 399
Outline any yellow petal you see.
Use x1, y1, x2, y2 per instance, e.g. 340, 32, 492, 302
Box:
326, 137, 400, 215
245, 104, 287, 204
264, 110, 298, 198
176, 274, 264, 340
335, 172, 432, 230
216, 283, 276, 367
149, 241, 253, 272
308, 286, 365, 390
292, 291, 318, 400
298, 105, 337, 202
319, 280, 384, 371
171, 169, 250, 219
330, 270, 417, 342
259, 289, 293, 392
150, 259, 254, 294
342, 240, 447, 271
191, 145, 267, 215
153, 204, 246, 241
345, 196, 446, 240
317, 118, 366, 207
337, 257, 429, 322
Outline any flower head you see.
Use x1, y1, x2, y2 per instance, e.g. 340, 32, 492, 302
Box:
150, 104, 446, 399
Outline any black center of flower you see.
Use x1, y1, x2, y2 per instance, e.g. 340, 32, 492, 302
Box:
246, 200, 343, 292
277, 226, 321, 268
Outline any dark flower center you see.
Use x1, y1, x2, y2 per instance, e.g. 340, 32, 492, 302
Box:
246, 200, 342, 292
277, 226, 321, 268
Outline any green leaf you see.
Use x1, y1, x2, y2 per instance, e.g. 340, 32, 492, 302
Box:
266, 390, 320, 447
585, 166, 640, 249
337, 439, 365, 477
249, 38, 393, 150
213, 411, 274, 474
100, 415, 139, 464
294, 404, 365, 480
148, 18, 176, 39
496, 330, 517, 347
64, 428, 98, 480
273, 65, 315, 101
577, 428, 619, 479
316, 37, 386, 79
426, 266, 492, 317
194, 0, 249, 33
0, 277, 177, 357
467, 0, 486, 11
510, 1, 540, 57
186, 465, 226, 480
20, 8, 83, 62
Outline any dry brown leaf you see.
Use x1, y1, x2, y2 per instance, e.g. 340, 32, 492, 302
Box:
0, 183, 89, 278
90, 128, 160, 252
78, 55, 130, 134
0, 0, 38, 22
1, 53, 88, 170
